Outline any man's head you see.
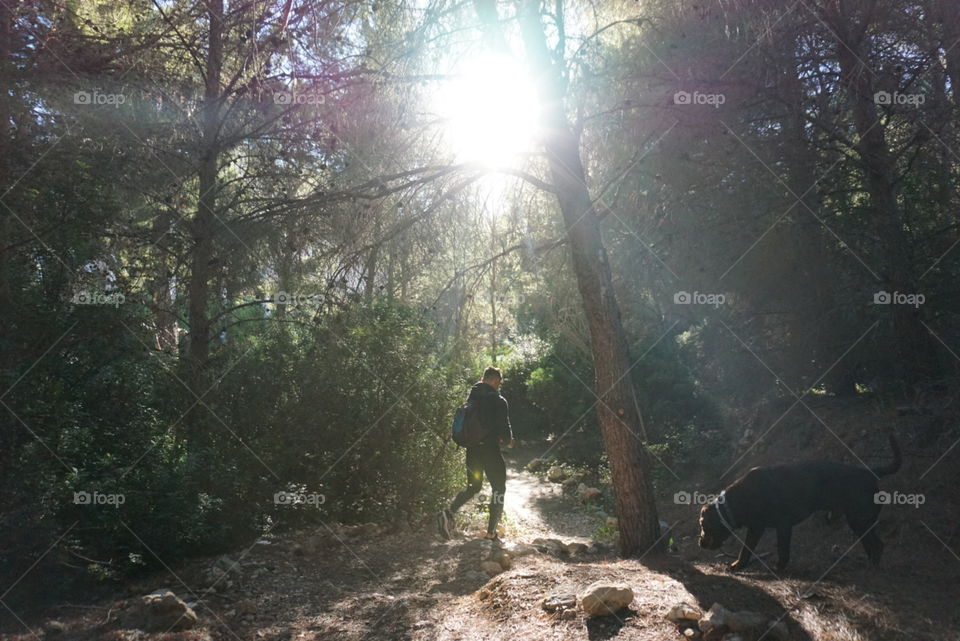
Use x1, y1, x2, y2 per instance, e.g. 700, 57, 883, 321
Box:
481, 366, 503, 390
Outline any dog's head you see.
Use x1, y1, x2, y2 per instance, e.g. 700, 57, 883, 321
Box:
698, 502, 732, 549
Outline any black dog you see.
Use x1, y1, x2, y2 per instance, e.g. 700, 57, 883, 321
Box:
698, 435, 901, 571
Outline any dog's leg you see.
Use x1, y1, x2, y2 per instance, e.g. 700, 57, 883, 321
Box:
847, 517, 883, 564
846, 511, 883, 565
775, 524, 793, 570
729, 527, 763, 571
862, 531, 883, 565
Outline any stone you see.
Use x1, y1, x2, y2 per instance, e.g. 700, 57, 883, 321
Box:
526, 458, 550, 473
560, 609, 577, 620
489, 550, 512, 570
727, 609, 768, 637
666, 602, 703, 623
699, 603, 732, 641
42, 620, 66, 636
532, 538, 565, 555
506, 543, 539, 557
684, 628, 702, 640
542, 594, 577, 612
480, 561, 503, 576
564, 542, 589, 556
462, 538, 496, 555
578, 581, 634, 616
587, 540, 611, 554
123, 589, 198, 632
547, 466, 567, 482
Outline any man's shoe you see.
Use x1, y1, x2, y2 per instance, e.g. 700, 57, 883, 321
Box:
437, 509, 452, 540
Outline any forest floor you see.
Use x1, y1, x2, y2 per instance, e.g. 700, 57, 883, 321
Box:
4, 442, 959, 641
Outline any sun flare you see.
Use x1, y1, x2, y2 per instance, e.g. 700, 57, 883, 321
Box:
432, 52, 541, 168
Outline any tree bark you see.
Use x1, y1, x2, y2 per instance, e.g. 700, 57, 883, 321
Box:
516, 0, 660, 555
188, 0, 224, 383
0, 0, 11, 318
779, 40, 857, 394
824, 0, 941, 383
935, 2, 960, 104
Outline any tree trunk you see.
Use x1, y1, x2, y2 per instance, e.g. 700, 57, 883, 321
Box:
150, 206, 180, 352
0, 0, 11, 318
187, 0, 224, 383
824, 0, 941, 383
517, 0, 660, 555
0, 0, 13, 477
489, 213, 498, 363
779, 43, 856, 394
936, 3, 960, 104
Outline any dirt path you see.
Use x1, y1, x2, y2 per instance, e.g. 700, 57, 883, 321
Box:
493, 445, 599, 542
9, 446, 960, 641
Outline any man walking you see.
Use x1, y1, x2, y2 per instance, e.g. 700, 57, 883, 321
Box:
438, 366, 514, 540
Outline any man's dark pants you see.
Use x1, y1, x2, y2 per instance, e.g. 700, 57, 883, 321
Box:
449, 442, 505, 535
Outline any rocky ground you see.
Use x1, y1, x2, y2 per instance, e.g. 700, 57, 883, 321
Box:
4, 443, 959, 641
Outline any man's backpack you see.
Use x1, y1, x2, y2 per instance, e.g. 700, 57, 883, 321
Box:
451, 400, 488, 448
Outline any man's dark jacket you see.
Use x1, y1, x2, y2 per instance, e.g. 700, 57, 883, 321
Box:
467, 382, 512, 446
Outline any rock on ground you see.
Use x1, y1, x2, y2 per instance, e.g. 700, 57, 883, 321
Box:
578, 581, 634, 616
726, 609, 768, 638
489, 550, 512, 570
699, 603, 733, 641
666, 602, 703, 624
542, 594, 577, 612
532, 538, 565, 555
564, 542, 589, 556
547, 466, 567, 482
506, 543, 539, 557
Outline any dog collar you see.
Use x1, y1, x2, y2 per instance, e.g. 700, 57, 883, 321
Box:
714, 490, 737, 531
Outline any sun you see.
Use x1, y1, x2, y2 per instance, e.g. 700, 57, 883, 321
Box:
432, 52, 542, 168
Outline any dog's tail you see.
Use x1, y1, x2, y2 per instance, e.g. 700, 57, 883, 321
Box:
870, 434, 902, 477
